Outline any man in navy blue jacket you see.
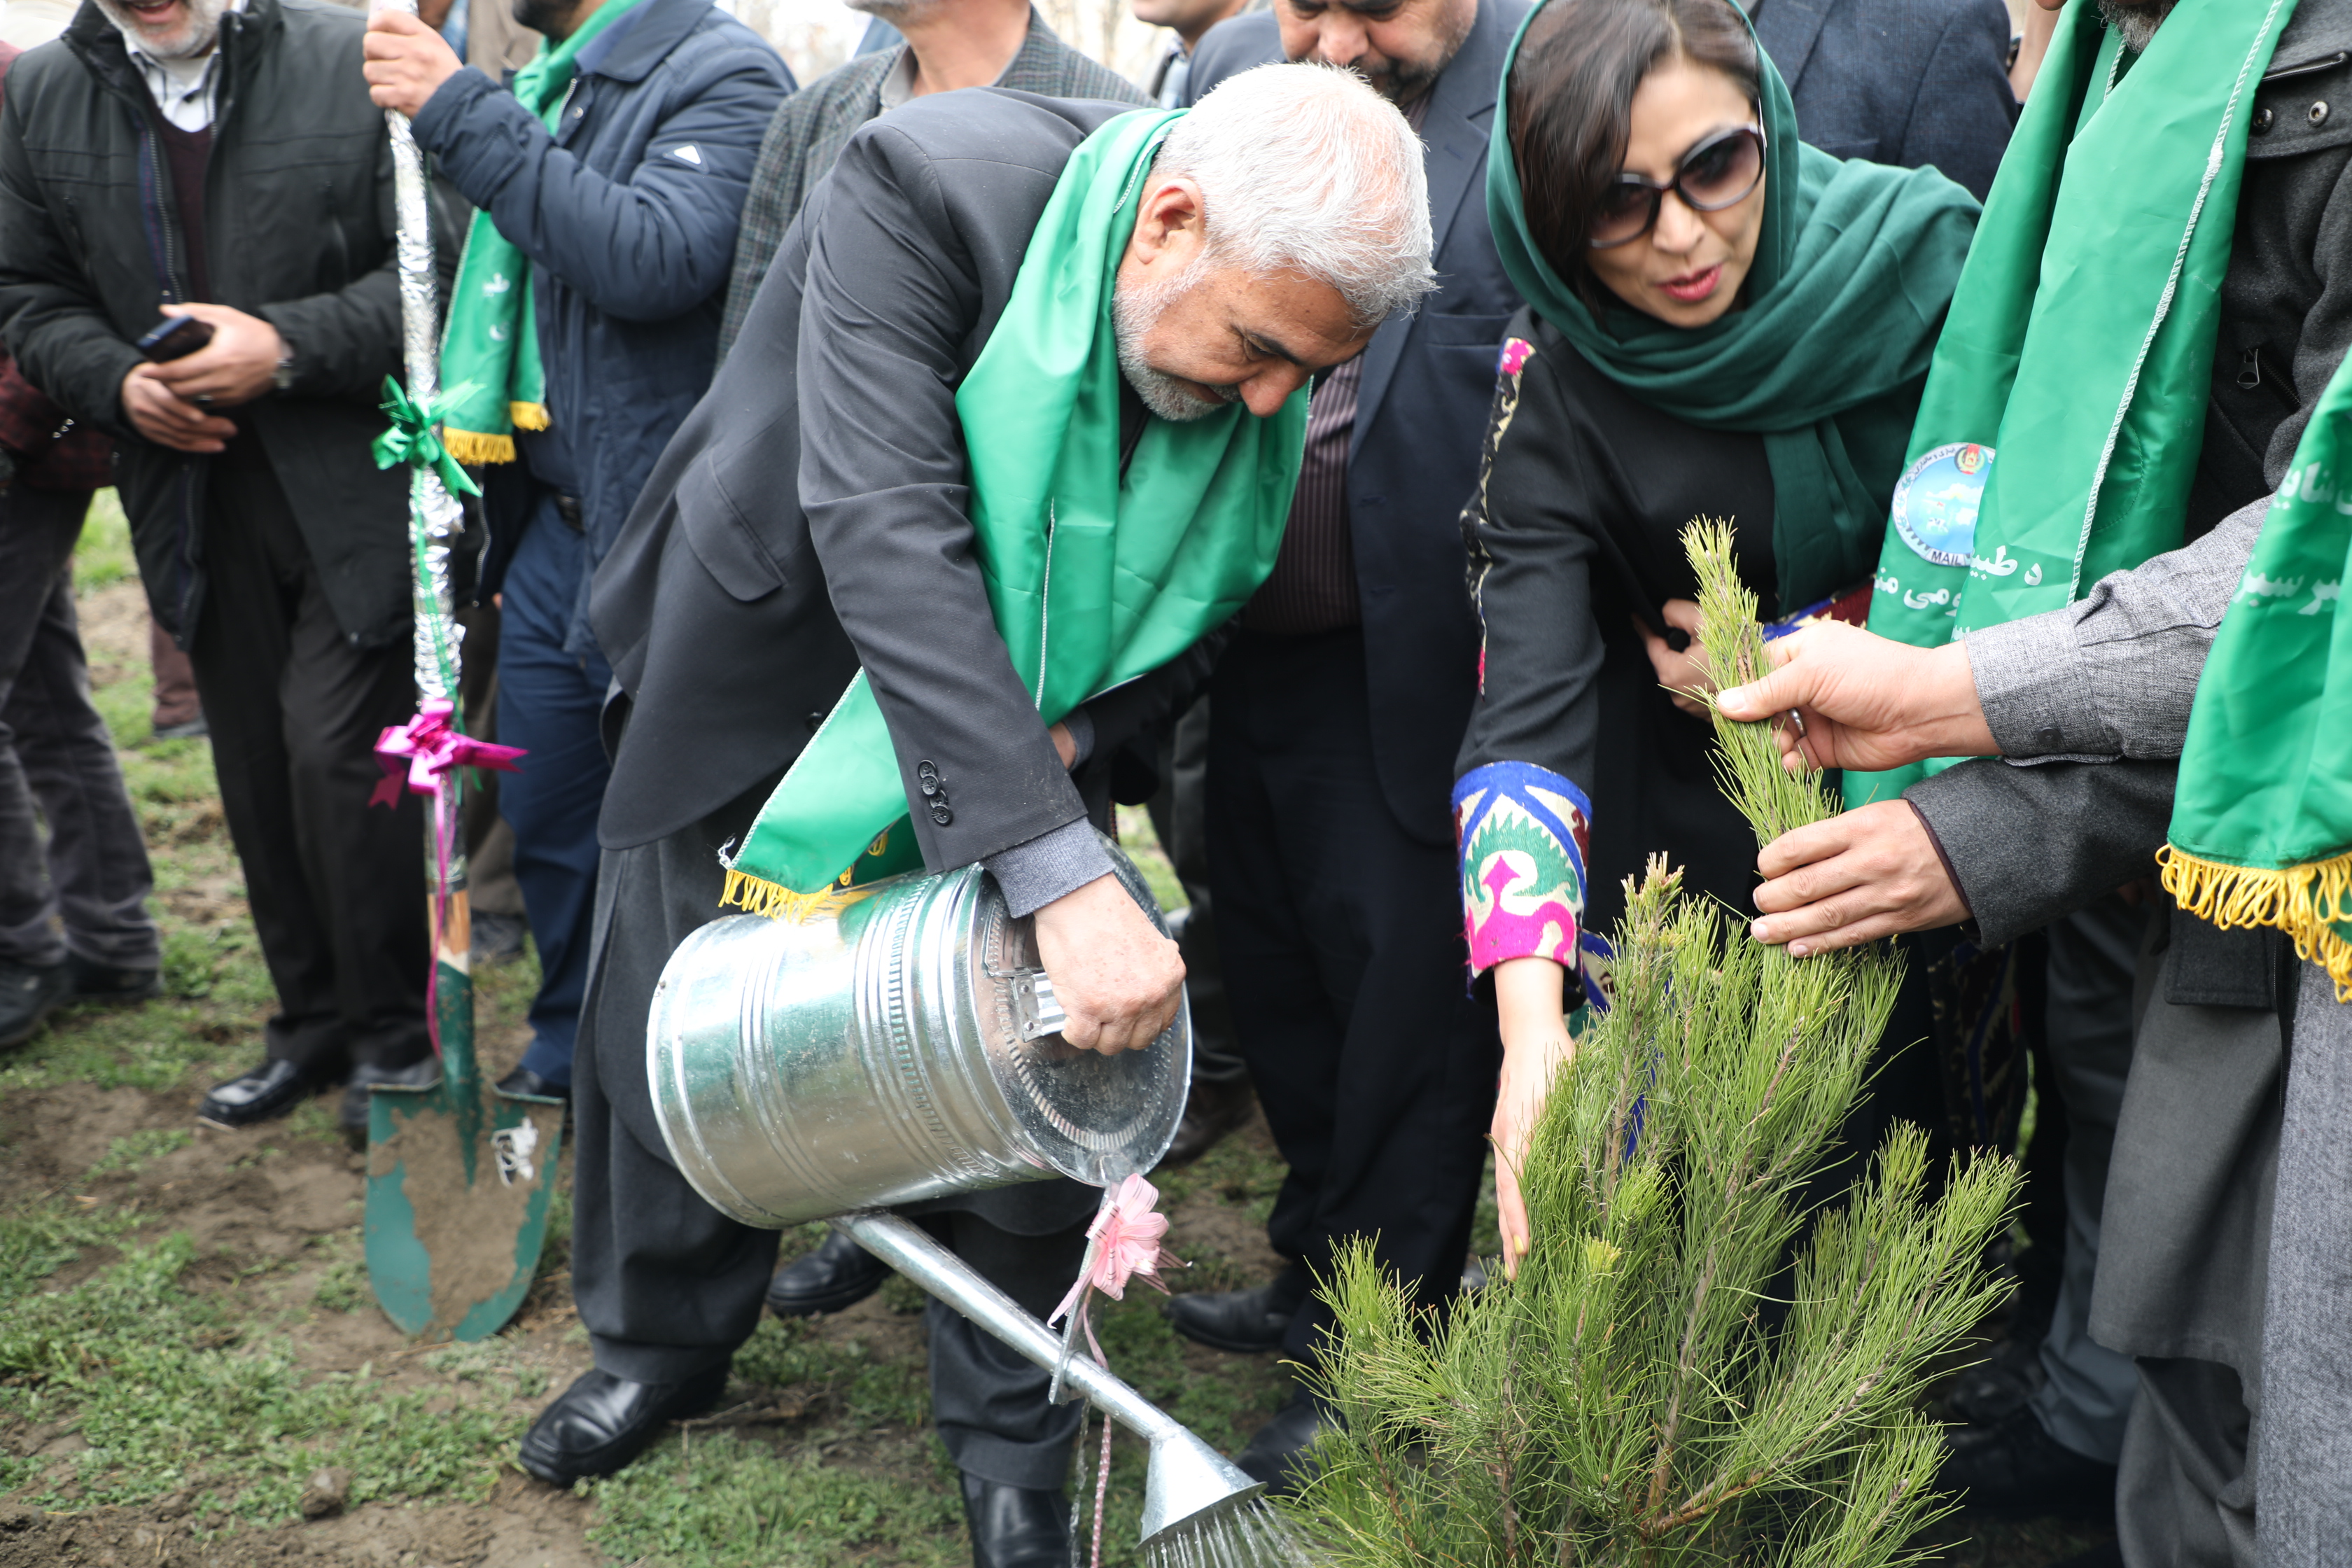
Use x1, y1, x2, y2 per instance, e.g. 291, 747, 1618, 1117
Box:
364, 0, 790, 1105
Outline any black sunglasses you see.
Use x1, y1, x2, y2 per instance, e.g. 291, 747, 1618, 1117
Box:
1588, 122, 1768, 250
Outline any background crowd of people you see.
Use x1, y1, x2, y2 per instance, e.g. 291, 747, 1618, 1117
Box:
0, 0, 2340, 1564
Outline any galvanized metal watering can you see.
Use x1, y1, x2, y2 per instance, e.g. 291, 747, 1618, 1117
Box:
648, 836, 1190, 1226
650, 839, 1303, 1561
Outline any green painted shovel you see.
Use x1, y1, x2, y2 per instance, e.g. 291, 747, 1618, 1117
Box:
362, 11, 564, 1341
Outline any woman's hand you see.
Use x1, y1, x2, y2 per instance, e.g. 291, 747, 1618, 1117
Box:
1492, 955, 1576, 1278
1635, 598, 1711, 718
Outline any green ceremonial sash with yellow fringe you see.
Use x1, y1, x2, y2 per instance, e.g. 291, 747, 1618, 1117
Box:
1847, 0, 2297, 806
718, 108, 1308, 918
436, 0, 650, 465
2160, 353, 2352, 998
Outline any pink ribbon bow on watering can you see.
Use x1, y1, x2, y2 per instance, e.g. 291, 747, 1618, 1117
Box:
1050, 1174, 1185, 1568
369, 697, 525, 808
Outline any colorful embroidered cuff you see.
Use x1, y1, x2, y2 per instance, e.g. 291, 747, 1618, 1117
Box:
1454, 760, 1592, 980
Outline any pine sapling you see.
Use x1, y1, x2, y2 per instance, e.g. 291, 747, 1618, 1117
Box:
1284, 521, 2020, 1567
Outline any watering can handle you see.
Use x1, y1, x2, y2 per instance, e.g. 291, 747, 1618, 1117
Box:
1008, 969, 1068, 1042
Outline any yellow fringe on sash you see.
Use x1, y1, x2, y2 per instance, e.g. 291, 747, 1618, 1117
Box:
2157, 844, 2352, 1001
719, 867, 878, 924
440, 403, 550, 468
442, 428, 516, 465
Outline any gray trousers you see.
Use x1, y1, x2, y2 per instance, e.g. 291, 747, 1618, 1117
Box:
2029, 895, 2145, 1464
573, 809, 1086, 1490
2108, 962, 2352, 1568
0, 484, 157, 972
2255, 962, 2352, 1566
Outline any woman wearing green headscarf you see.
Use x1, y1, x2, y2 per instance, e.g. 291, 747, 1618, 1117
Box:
1451, 0, 1981, 1260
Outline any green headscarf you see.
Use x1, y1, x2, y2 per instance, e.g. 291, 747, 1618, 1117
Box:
2161, 354, 2352, 1000
1848, 0, 2298, 807
720, 108, 1309, 913
438, 0, 652, 465
1485, 0, 1980, 612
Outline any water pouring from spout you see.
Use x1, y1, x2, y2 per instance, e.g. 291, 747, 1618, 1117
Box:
840, 1212, 1308, 1564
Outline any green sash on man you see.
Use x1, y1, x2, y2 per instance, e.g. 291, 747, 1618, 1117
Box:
438, 0, 651, 464
2162, 355, 2352, 998
719, 109, 1309, 916
1848, 0, 2298, 806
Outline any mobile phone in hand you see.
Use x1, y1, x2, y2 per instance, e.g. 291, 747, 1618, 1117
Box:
136, 314, 215, 363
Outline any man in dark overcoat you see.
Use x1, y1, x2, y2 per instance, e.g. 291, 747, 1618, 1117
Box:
533, 68, 1435, 1568
714, 0, 1147, 1324
0, 0, 440, 1135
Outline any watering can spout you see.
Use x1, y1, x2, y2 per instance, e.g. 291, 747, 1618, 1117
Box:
836, 1212, 1274, 1549
1138, 1422, 1265, 1544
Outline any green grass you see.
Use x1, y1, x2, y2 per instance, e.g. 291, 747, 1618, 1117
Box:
0, 1214, 526, 1523
74, 489, 134, 591
84, 1128, 194, 1180
587, 1432, 967, 1568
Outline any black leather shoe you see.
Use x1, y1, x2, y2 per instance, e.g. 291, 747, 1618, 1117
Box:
495, 1065, 569, 1102
342, 1057, 443, 1141
959, 1471, 1069, 1568
64, 954, 162, 1004
471, 911, 528, 968
1236, 1388, 1338, 1496
1939, 1406, 2118, 1519
1158, 1074, 1256, 1169
517, 1366, 729, 1486
1166, 1279, 1298, 1354
0, 959, 69, 1049
766, 1228, 891, 1318
198, 1058, 327, 1128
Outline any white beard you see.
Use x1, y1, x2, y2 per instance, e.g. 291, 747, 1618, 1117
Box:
2098, 0, 2175, 52
94, 0, 228, 58
1112, 259, 1237, 424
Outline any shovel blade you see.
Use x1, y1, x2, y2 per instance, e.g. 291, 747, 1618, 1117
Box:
365, 1079, 564, 1340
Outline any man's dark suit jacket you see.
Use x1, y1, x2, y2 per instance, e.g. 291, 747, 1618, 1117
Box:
1186, 0, 1528, 847
589, 90, 1208, 860
1749, 0, 2016, 202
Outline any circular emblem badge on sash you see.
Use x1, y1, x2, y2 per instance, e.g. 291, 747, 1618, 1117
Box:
1890, 442, 1994, 568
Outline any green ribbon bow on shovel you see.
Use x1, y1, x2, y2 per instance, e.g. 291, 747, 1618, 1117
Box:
372, 376, 483, 499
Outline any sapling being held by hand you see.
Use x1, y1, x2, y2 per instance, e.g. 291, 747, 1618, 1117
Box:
1282, 521, 2019, 1567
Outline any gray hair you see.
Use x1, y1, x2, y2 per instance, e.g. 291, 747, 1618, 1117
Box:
1158, 63, 1438, 328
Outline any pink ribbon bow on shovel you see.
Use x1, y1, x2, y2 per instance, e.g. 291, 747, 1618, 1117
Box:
1049, 1173, 1186, 1568
368, 696, 525, 807
368, 696, 526, 1054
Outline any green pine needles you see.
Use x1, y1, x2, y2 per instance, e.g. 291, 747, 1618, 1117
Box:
1284, 522, 2021, 1567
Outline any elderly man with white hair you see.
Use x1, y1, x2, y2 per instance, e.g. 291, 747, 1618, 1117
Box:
534, 64, 1432, 1568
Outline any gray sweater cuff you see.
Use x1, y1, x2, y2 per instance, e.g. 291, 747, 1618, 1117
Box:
1966, 613, 2109, 760
984, 818, 1114, 918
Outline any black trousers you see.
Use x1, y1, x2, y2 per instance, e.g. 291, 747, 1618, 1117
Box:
188, 435, 428, 1072
1206, 629, 1499, 1366
573, 799, 1088, 1490
1145, 700, 1246, 1087
0, 484, 157, 972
